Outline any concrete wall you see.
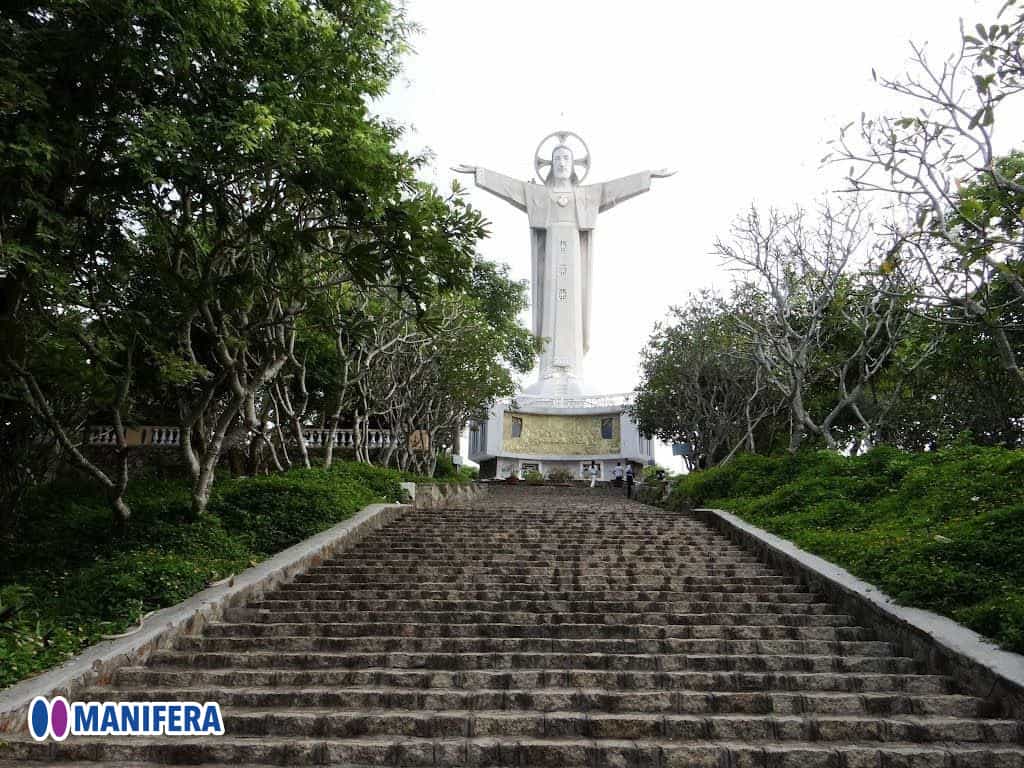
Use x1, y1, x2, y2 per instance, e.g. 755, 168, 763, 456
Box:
487, 458, 645, 481
410, 482, 487, 509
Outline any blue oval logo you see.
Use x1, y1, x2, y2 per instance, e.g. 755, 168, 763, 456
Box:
29, 696, 49, 741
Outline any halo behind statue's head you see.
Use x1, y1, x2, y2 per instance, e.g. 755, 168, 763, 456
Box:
535, 130, 590, 185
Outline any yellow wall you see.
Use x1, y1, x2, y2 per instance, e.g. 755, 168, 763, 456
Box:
502, 412, 620, 455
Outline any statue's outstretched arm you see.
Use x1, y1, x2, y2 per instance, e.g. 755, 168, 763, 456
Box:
452, 165, 527, 212
598, 169, 675, 213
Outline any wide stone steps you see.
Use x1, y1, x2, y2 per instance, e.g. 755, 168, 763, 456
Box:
322, 547, 759, 553
290, 569, 783, 581
290, 576, 786, 588
201, 620, 875, 639
112, 667, 956, 694
273, 583, 813, 597
267, 582, 822, 594
326, 552, 760, 561
190, 709, 1024, 743
299, 553, 770, 562
85, 686, 995, 717
170, 635, 894, 656
227, 609, 861, 627
144, 650, 920, 673
269, 589, 823, 603
347, 534, 755, 541
6, 490, 1020, 766
5, 735, 1024, 766
282, 577, 798, 589
241, 600, 837, 616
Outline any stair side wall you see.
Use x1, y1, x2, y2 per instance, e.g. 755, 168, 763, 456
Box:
693, 506, 1024, 719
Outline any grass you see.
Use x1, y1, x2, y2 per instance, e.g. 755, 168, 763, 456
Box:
665, 445, 1024, 653
0, 462, 424, 689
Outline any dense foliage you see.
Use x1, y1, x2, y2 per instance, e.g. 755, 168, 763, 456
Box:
633, 261, 1024, 466
665, 446, 1024, 653
0, 461, 422, 688
0, 0, 535, 521
632, 148, 1024, 463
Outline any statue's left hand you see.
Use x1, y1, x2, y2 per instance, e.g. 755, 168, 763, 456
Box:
451, 164, 477, 174
651, 168, 676, 179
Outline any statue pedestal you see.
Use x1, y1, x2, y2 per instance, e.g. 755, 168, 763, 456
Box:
468, 393, 654, 481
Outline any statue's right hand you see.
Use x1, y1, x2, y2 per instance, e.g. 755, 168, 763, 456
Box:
451, 164, 477, 174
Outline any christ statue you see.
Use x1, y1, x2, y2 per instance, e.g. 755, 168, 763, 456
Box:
454, 131, 672, 396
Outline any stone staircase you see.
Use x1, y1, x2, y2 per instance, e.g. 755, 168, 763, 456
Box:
4, 486, 1023, 766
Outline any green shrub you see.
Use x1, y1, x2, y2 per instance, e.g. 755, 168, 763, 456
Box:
0, 461, 411, 688
547, 468, 574, 483
325, 462, 408, 499
641, 464, 670, 482
211, 470, 380, 555
663, 445, 1024, 653
523, 470, 544, 485
433, 453, 459, 479
638, 481, 667, 505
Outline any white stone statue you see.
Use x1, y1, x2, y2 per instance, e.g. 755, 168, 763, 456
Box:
454, 131, 673, 396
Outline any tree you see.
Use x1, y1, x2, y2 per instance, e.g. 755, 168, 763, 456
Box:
0, 1, 168, 524
341, 258, 536, 474
830, 4, 1024, 387
630, 292, 777, 469
0, 0, 492, 520
715, 202, 911, 452
875, 288, 1024, 449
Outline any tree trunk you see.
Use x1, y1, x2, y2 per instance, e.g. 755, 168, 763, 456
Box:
788, 415, 804, 453
290, 414, 310, 469
288, 355, 311, 468
353, 413, 365, 463
380, 442, 396, 468
323, 410, 342, 469
187, 395, 244, 518
191, 461, 216, 520
15, 366, 134, 527
788, 386, 808, 453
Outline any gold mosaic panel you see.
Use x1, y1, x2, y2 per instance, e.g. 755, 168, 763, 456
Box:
502, 412, 620, 455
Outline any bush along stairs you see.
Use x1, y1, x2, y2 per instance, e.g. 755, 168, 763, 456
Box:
3, 485, 1023, 766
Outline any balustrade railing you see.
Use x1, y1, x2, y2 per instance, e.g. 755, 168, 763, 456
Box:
87, 426, 118, 446
87, 425, 393, 450
148, 427, 181, 446
300, 428, 395, 449
86, 425, 182, 447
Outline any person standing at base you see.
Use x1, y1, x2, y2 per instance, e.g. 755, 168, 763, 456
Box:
589, 461, 598, 488
612, 461, 623, 488
625, 464, 635, 499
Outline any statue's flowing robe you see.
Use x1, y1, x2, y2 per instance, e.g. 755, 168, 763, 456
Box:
473, 168, 652, 394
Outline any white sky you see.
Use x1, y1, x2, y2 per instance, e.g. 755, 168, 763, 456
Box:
374, 0, 1010, 469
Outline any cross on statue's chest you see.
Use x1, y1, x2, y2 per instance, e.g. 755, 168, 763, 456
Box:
549, 192, 577, 225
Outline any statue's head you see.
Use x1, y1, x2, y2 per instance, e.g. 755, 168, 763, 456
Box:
550, 145, 574, 183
